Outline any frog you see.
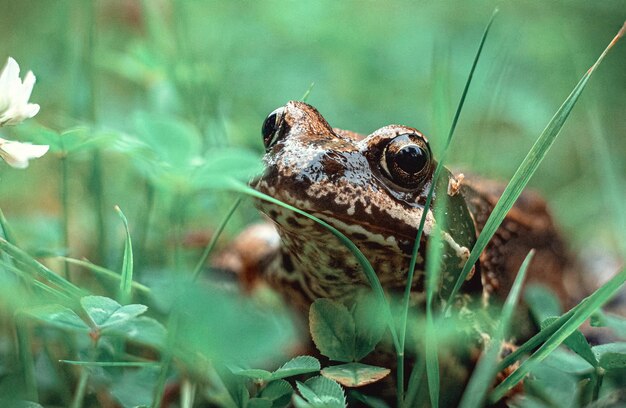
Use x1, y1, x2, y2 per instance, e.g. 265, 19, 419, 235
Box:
251, 101, 574, 312
220, 100, 578, 404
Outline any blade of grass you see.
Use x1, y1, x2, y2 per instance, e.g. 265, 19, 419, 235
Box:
0, 207, 17, 245
192, 197, 242, 281
229, 182, 400, 351
60, 360, 159, 367
490, 265, 626, 402
497, 306, 578, 370
459, 250, 534, 408
424, 199, 449, 408
587, 109, 626, 256
404, 355, 426, 407
445, 21, 626, 310
0, 238, 86, 298
60, 257, 150, 295
16, 317, 38, 402
401, 8, 499, 406
1, 260, 73, 303
301, 82, 315, 102
115, 206, 134, 304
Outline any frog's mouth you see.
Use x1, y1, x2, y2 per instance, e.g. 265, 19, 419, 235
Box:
254, 173, 473, 269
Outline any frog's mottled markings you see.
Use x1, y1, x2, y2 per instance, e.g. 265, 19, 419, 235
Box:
253, 101, 575, 314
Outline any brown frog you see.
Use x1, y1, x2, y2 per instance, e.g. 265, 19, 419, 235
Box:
219, 101, 578, 404
252, 101, 574, 314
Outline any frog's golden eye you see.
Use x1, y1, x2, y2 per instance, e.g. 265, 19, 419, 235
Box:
262, 107, 287, 152
381, 133, 432, 188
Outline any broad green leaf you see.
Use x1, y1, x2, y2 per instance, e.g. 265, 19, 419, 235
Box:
229, 367, 272, 381
309, 299, 355, 362
321, 363, 390, 388
352, 295, 386, 361
525, 284, 562, 324
248, 398, 272, 408
598, 352, 626, 370
542, 348, 594, 375
540, 317, 597, 367
295, 382, 322, 405
110, 367, 159, 408
524, 363, 579, 408
272, 356, 320, 380
80, 296, 147, 329
193, 148, 262, 187
166, 281, 295, 365
592, 342, 626, 370
260, 380, 293, 408
349, 391, 390, 408
23, 304, 88, 332
133, 112, 201, 168
103, 317, 166, 348
296, 376, 345, 408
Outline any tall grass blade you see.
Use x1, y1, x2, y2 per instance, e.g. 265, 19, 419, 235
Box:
588, 109, 626, 256
490, 265, 626, 402
0, 207, 17, 246
301, 82, 316, 102
61, 257, 150, 295
0, 238, 85, 298
401, 9, 498, 405
16, 318, 38, 402
497, 306, 578, 370
60, 360, 159, 367
192, 197, 242, 281
459, 250, 534, 408
424, 200, 449, 408
445, 21, 626, 308
115, 206, 134, 304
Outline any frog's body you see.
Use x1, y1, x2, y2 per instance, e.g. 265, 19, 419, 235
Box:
220, 101, 577, 404
252, 101, 574, 314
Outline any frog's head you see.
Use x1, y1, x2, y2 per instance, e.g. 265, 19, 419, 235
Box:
255, 101, 477, 302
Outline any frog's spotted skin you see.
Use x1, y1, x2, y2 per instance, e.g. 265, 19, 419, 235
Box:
253, 101, 574, 315
254, 101, 482, 310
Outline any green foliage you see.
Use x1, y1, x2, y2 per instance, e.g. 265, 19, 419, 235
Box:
294, 376, 346, 408
321, 363, 390, 388
0, 2, 625, 407
230, 355, 321, 381
309, 297, 386, 363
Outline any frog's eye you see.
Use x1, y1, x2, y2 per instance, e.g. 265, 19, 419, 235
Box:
381, 133, 432, 188
262, 107, 287, 151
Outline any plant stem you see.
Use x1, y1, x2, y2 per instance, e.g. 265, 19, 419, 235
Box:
397, 352, 404, 408
60, 154, 70, 279
16, 317, 37, 402
192, 197, 241, 281
591, 368, 605, 402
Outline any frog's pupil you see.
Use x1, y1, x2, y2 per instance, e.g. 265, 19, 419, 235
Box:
395, 145, 427, 174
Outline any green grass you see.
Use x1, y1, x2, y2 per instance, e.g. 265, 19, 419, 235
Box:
0, 2, 625, 408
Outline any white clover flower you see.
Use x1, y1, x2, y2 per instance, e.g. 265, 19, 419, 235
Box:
0, 137, 49, 169
0, 57, 40, 126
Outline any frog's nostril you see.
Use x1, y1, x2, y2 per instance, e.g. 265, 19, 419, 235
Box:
262, 107, 287, 151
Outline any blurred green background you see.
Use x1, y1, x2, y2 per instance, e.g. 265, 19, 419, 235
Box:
0, 0, 625, 265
